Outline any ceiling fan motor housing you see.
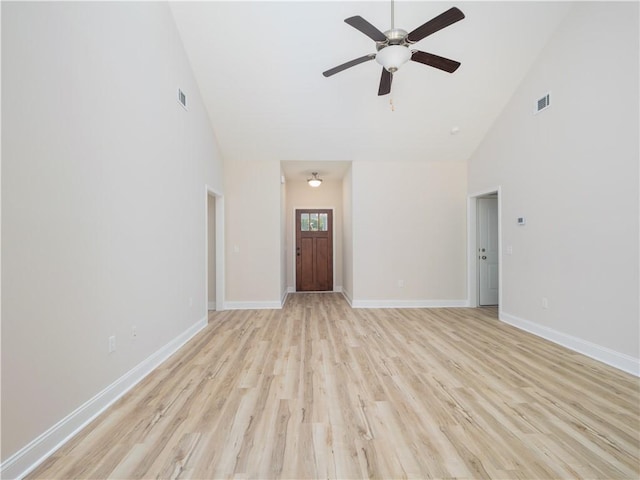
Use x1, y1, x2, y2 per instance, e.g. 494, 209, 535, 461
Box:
377, 28, 409, 49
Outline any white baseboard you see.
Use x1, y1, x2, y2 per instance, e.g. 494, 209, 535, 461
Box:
0, 316, 208, 480
208, 301, 216, 310
230, 286, 348, 309
341, 289, 353, 306
223, 300, 282, 310
500, 311, 640, 377
350, 299, 470, 309
286, 286, 343, 294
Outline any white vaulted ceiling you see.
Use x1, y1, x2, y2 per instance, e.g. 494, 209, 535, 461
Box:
170, 1, 572, 175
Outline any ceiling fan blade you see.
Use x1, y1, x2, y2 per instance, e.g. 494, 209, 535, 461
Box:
323, 54, 375, 77
344, 16, 387, 42
406, 7, 465, 43
411, 50, 461, 73
378, 68, 392, 96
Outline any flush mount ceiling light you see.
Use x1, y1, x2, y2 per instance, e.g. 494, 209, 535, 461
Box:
307, 172, 323, 187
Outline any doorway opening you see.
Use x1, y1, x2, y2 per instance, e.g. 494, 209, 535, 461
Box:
206, 187, 225, 311
468, 188, 501, 308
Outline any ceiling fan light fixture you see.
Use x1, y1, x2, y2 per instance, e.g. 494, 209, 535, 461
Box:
307, 172, 323, 187
375, 45, 411, 72
323, 6, 465, 96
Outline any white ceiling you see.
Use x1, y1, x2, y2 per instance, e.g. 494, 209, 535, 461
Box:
170, 1, 572, 181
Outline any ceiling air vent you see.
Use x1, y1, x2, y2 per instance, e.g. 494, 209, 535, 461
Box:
534, 92, 550, 114
177, 88, 187, 110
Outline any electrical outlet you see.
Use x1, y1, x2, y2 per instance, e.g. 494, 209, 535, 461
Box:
189, 297, 193, 307
108, 335, 116, 353
397, 279, 404, 288
542, 297, 549, 309
132, 326, 137, 339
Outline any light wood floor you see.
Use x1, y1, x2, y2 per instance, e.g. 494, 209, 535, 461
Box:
30, 293, 639, 479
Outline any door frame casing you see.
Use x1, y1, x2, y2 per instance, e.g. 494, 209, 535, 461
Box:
205, 186, 225, 311
291, 206, 336, 292
467, 187, 502, 310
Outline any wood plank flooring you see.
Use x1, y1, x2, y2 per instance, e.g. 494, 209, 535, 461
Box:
29, 293, 639, 479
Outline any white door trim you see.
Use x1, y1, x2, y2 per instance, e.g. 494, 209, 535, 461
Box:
467, 187, 502, 310
206, 186, 225, 311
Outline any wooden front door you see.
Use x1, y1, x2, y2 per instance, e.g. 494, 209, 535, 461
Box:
296, 209, 333, 292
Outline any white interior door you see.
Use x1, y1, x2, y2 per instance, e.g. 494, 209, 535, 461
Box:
478, 197, 499, 306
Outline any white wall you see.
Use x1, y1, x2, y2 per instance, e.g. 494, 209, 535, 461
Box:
468, 2, 639, 372
224, 160, 282, 307
1, 1, 224, 472
351, 161, 468, 306
228, 160, 467, 308
285, 179, 344, 291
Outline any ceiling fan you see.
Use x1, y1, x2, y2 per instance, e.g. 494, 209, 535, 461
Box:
322, 2, 465, 96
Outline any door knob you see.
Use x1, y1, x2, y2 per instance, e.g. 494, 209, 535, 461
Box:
481, 255, 487, 260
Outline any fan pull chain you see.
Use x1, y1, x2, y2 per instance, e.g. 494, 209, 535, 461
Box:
390, 96, 395, 112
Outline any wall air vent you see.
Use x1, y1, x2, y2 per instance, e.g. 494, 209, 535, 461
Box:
534, 92, 550, 114
177, 88, 187, 110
